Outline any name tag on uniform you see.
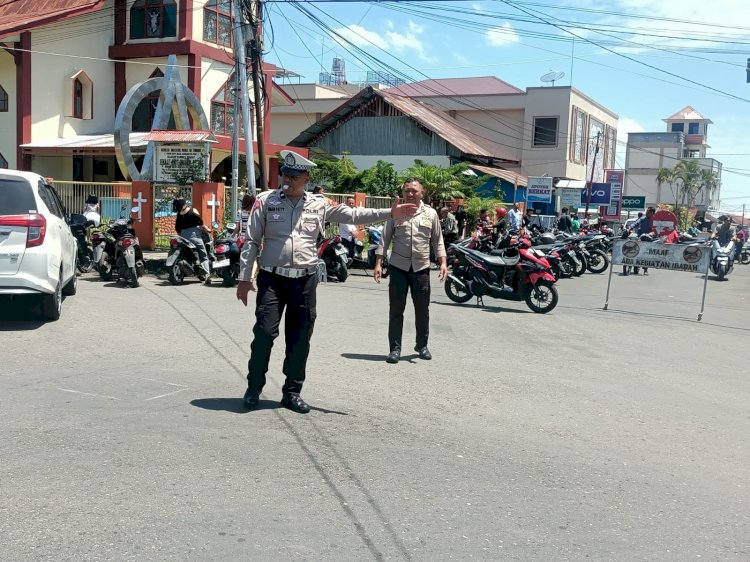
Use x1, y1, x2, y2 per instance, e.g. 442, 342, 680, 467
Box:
420, 217, 432, 228
268, 213, 285, 222
268, 206, 284, 212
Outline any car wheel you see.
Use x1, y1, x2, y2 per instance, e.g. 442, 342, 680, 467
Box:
42, 274, 63, 321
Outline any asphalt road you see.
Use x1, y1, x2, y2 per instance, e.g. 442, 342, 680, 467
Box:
1, 262, 749, 561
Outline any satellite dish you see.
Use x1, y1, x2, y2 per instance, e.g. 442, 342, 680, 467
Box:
540, 70, 565, 86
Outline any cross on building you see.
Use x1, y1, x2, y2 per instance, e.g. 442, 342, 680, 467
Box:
132, 191, 148, 221
207, 193, 221, 224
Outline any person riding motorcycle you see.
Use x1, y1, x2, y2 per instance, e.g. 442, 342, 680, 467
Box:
713, 215, 736, 246
173, 198, 212, 284
83, 194, 101, 227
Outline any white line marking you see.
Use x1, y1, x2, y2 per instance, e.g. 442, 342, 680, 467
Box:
144, 388, 189, 401
59, 388, 119, 400
142, 378, 188, 388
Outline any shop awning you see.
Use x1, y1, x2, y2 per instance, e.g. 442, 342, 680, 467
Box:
21, 133, 149, 156
470, 164, 528, 187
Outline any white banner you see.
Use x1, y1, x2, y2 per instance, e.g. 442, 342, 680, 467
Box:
612, 240, 710, 274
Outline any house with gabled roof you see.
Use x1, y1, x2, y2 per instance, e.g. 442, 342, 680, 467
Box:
0, 0, 298, 187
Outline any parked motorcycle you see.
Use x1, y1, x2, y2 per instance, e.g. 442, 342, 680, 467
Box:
166, 229, 216, 285
69, 213, 96, 273
213, 222, 243, 287
445, 238, 559, 313
710, 239, 736, 281
579, 235, 610, 274
740, 245, 750, 265
347, 225, 390, 278
93, 216, 144, 287
318, 234, 349, 282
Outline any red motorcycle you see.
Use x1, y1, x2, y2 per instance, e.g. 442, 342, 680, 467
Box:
445, 236, 558, 313
317, 234, 349, 282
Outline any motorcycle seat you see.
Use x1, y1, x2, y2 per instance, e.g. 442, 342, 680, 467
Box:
466, 247, 518, 267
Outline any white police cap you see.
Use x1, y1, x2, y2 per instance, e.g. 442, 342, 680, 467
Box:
280, 150, 316, 176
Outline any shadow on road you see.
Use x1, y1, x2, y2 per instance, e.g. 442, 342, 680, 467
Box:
0, 297, 49, 330
191, 397, 279, 413
341, 352, 419, 364
432, 301, 529, 313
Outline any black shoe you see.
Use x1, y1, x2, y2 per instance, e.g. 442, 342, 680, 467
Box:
204, 276, 212, 285
243, 388, 260, 408
414, 346, 432, 360
281, 393, 310, 414
386, 349, 400, 364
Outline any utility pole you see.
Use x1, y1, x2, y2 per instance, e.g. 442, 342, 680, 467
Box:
584, 131, 602, 216
231, 0, 257, 224
249, 0, 267, 190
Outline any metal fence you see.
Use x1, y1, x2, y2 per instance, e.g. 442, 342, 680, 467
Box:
52, 181, 131, 216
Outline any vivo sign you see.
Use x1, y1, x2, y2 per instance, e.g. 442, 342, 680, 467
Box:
580, 183, 612, 205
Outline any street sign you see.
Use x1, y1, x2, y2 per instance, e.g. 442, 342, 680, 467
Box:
621, 196, 646, 210
581, 183, 611, 205
604, 169, 624, 217
560, 187, 582, 209
526, 177, 553, 204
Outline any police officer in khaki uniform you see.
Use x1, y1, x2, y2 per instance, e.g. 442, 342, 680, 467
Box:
374, 179, 447, 364
236, 150, 418, 413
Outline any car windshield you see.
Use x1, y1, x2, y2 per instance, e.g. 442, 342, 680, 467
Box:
0, 178, 37, 215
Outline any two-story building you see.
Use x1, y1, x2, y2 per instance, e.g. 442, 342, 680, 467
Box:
0, 0, 296, 186
623, 106, 722, 209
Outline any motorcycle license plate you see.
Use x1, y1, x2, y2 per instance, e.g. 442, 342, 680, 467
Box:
165, 253, 178, 267
213, 259, 230, 269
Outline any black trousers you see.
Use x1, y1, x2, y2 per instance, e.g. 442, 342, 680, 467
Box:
247, 270, 318, 395
388, 266, 430, 352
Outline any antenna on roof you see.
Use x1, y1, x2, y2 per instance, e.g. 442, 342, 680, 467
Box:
540, 70, 565, 86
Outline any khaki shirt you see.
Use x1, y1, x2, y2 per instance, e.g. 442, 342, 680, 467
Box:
377, 203, 446, 272
239, 190, 392, 281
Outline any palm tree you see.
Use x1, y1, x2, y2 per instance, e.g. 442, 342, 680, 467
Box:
696, 168, 719, 209
656, 167, 676, 207
403, 160, 474, 204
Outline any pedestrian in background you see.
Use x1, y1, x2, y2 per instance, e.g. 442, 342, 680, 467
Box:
233, 193, 255, 238
439, 206, 459, 251
374, 179, 447, 364
508, 202, 523, 231
236, 151, 418, 413
557, 207, 573, 233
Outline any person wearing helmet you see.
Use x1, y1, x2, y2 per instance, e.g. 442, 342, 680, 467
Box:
493, 207, 509, 244
713, 215, 736, 246
173, 198, 212, 284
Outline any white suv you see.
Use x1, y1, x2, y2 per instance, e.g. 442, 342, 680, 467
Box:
0, 170, 78, 320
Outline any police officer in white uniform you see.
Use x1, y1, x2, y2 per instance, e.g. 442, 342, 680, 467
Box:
236, 150, 418, 413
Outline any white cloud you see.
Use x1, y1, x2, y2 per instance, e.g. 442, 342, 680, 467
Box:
485, 23, 520, 47
472, 3, 483, 11
332, 21, 434, 62
616, 116, 646, 151
332, 24, 388, 50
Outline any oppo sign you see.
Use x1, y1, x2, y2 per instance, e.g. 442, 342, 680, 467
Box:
621, 196, 646, 210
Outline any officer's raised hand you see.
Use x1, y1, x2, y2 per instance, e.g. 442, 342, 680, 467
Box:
236, 279, 256, 306
390, 195, 418, 219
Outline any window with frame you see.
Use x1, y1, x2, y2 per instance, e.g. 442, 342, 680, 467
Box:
204, 0, 233, 47
671, 122, 684, 133
0, 84, 7, 112
211, 73, 244, 136
130, 0, 177, 39
569, 106, 587, 163
533, 116, 558, 147
688, 122, 700, 134
587, 118, 605, 183
0, 152, 7, 169
133, 68, 170, 132
73, 79, 84, 118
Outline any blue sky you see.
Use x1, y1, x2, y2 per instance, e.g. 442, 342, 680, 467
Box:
265, 0, 750, 212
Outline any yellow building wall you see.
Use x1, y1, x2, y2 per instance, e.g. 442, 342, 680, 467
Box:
0, 50, 16, 169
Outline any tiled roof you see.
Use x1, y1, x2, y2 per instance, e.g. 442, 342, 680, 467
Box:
385, 76, 524, 97
143, 130, 218, 143
289, 87, 518, 163
0, 0, 105, 40
663, 106, 712, 123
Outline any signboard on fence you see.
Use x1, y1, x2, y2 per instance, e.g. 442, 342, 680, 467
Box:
560, 187, 582, 209
581, 182, 612, 205
526, 177, 553, 204
154, 144, 209, 183
621, 196, 646, 210
611, 239, 710, 273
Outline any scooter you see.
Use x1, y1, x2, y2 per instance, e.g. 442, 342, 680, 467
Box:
166, 228, 216, 285
68, 213, 96, 273
113, 218, 144, 288
347, 225, 390, 278
710, 239, 736, 281
213, 222, 243, 287
445, 237, 559, 313
318, 234, 349, 282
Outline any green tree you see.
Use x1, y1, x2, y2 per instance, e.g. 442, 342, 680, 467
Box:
403, 160, 482, 204
359, 160, 401, 196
